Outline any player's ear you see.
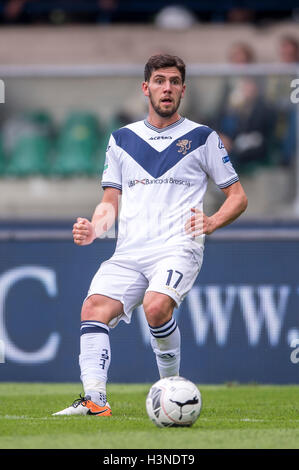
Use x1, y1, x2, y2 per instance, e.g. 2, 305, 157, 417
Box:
181, 83, 186, 98
142, 81, 150, 97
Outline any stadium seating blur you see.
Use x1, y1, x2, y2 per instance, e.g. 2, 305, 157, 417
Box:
51, 111, 105, 177
0, 109, 109, 178
3, 110, 54, 177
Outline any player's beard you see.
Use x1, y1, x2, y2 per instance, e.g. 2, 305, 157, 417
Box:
149, 90, 182, 118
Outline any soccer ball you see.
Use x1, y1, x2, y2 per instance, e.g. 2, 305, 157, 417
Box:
146, 376, 202, 427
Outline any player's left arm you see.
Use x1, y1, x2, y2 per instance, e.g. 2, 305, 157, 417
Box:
185, 181, 248, 237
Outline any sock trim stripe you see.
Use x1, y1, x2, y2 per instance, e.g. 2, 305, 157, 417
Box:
148, 317, 174, 331
80, 326, 109, 336
149, 318, 175, 335
150, 322, 177, 338
81, 320, 109, 328
81, 320, 109, 329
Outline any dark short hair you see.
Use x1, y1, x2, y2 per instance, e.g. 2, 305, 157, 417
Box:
144, 54, 186, 83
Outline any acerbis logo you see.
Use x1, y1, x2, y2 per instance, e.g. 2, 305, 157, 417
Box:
149, 136, 172, 140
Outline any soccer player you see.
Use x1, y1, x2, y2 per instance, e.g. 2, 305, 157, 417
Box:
53, 54, 248, 416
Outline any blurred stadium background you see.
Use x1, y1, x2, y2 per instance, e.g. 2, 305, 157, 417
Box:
0, 0, 299, 385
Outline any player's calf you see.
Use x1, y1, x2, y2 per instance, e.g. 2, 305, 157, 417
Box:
149, 317, 181, 378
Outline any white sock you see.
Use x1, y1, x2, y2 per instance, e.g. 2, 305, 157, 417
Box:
79, 321, 111, 405
149, 317, 181, 378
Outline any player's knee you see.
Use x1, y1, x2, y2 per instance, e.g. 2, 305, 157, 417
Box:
81, 295, 108, 323
143, 296, 173, 327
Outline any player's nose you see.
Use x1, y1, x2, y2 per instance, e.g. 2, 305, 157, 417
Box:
163, 80, 172, 92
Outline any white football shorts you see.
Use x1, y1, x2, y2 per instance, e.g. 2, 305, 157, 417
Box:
85, 246, 203, 328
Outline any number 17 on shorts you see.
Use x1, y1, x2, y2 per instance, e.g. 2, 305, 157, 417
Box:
146, 252, 202, 307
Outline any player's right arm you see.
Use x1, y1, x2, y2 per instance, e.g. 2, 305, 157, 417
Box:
73, 131, 122, 246
73, 187, 121, 246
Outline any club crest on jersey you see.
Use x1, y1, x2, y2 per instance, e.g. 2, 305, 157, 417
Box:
176, 139, 192, 155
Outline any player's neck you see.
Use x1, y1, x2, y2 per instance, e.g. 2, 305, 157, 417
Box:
146, 112, 182, 129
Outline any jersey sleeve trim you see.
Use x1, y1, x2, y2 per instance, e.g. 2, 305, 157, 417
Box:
217, 175, 239, 189
101, 181, 122, 190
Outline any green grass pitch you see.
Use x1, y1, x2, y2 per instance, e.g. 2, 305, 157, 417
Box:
0, 383, 299, 449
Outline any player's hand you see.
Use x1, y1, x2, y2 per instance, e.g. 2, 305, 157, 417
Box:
72, 217, 96, 246
185, 208, 216, 237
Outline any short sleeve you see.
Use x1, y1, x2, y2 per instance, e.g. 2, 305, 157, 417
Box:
101, 134, 122, 191
202, 131, 239, 188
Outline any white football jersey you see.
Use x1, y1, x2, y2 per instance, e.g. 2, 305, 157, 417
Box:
101, 117, 239, 257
